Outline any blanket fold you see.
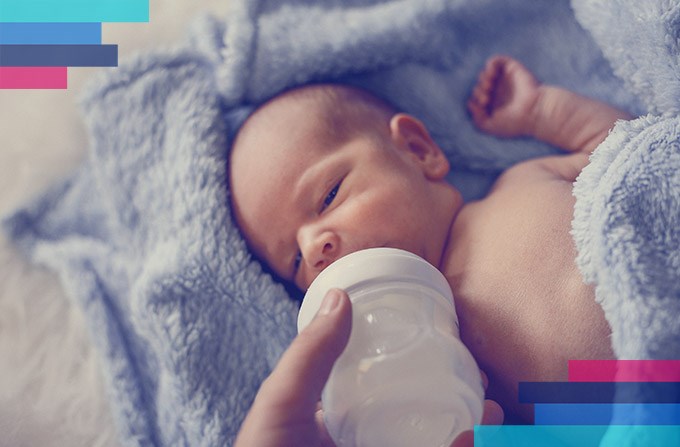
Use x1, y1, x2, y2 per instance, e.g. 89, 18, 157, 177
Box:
2, 0, 678, 445
573, 115, 680, 361
5, 50, 299, 446
572, 0, 680, 117
570, 1, 680, 444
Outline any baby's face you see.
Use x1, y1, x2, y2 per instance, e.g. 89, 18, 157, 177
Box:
229, 87, 462, 290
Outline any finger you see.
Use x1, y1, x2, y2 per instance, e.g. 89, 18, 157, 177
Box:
447, 400, 504, 447
476, 69, 492, 94
450, 429, 474, 447
468, 96, 490, 120
472, 79, 491, 105
481, 399, 504, 425
468, 101, 495, 133
315, 408, 336, 447
487, 54, 510, 75
480, 370, 489, 391
467, 98, 482, 119
258, 289, 352, 415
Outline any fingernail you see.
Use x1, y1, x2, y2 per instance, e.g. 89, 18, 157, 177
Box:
318, 289, 342, 316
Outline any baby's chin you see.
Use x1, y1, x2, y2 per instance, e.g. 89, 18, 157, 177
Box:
421, 235, 452, 273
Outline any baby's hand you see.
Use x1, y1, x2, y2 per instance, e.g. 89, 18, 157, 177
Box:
467, 55, 541, 138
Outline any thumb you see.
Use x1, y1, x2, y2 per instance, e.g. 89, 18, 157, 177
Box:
260, 288, 352, 415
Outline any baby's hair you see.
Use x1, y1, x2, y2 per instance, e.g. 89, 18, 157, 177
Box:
287, 84, 398, 140
236, 84, 399, 145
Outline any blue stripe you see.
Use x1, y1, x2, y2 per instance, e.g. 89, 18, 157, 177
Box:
519, 382, 680, 404
535, 404, 680, 425
0, 44, 117, 66
0, 1, 148, 22
0, 23, 101, 44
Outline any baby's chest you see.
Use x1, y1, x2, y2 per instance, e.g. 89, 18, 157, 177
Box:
451, 178, 591, 349
478, 179, 578, 277
451, 180, 610, 393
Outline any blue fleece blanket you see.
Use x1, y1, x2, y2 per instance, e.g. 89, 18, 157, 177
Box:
572, 1, 680, 444
2, 0, 678, 445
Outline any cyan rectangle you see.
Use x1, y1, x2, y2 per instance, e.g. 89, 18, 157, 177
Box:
535, 404, 680, 425
520, 382, 680, 404
0, 1, 148, 22
475, 425, 680, 447
0, 44, 117, 66
0, 23, 101, 44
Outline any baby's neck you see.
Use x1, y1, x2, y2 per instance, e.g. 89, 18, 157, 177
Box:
438, 202, 473, 280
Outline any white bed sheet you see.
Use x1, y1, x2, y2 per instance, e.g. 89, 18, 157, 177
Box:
0, 2, 230, 445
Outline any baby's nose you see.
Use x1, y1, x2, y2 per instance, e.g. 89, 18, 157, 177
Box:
302, 230, 340, 272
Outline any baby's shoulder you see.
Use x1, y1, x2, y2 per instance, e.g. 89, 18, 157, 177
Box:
491, 152, 590, 192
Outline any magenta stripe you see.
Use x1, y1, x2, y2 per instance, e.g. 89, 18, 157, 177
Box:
0, 67, 67, 89
569, 360, 680, 382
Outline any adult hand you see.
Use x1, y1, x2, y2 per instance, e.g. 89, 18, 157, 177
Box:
235, 288, 351, 446
451, 371, 504, 447
234, 288, 503, 447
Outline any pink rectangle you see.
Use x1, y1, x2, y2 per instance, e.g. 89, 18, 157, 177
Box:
569, 360, 680, 382
0, 67, 67, 89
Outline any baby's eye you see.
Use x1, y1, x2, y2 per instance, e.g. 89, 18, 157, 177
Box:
293, 251, 302, 274
321, 181, 341, 212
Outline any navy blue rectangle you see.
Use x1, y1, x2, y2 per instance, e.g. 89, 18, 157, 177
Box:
519, 382, 680, 404
0, 44, 117, 66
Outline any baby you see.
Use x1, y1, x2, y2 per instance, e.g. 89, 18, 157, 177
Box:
229, 56, 630, 421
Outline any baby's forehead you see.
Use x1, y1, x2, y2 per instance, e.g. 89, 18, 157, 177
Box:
234, 90, 334, 145
237, 83, 393, 136
255, 84, 342, 117
229, 83, 396, 178
229, 90, 341, 192
232, 93, 373, 173
228, 91, 344, 273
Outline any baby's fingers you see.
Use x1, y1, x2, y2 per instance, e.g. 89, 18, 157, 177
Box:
467, 97, 496, 134
471, 59, 502, 110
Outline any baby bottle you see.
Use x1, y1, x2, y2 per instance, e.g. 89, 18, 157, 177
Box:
297, 247, 484, 447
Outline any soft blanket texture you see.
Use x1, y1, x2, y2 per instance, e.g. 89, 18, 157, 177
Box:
2, 0, 677, 445
571, 1, 680, 444
573, 114, 680, 362
574, 114, 680, 447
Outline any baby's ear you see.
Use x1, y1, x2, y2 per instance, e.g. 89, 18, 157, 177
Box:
389, 113, 450, 180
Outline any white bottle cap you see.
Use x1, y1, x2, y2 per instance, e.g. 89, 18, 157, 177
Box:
297, 247, 453, 332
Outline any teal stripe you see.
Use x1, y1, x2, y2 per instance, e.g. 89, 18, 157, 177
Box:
475, 425, 680, 447
0, 1, 148, 22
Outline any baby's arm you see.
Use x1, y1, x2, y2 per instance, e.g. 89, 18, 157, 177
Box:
468, 56, 632, 154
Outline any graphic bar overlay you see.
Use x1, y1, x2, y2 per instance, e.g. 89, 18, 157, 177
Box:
519, 382, 680, 404
0, 66, 66, 88
0, 1, 148, 22
535, 404, 680, 425
475, 360, 680, 446
0, 23, 101, 44
475, 425, 680, 447
0, 45, 117, 66
569, 360, 680, 382
0, 1, 149, 89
